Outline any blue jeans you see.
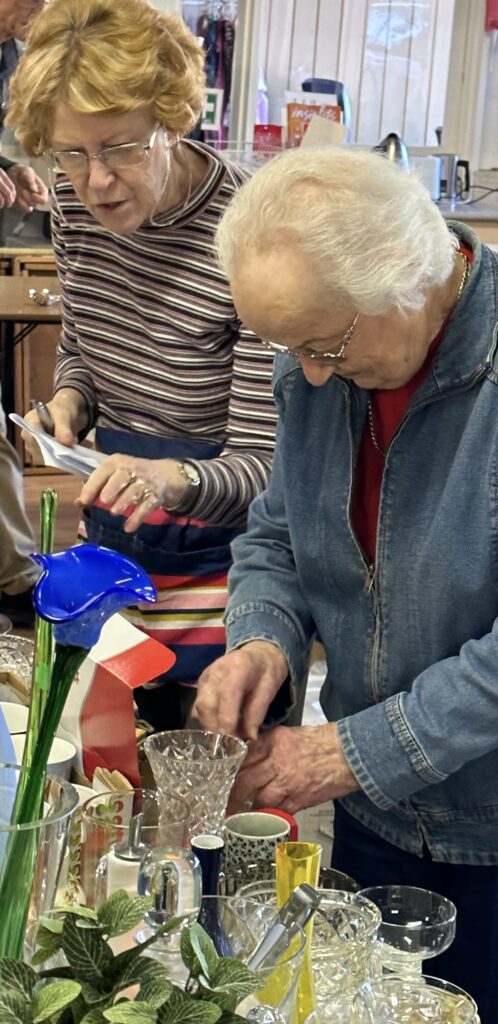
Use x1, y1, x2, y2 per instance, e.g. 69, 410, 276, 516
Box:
331, 802, 498, 1024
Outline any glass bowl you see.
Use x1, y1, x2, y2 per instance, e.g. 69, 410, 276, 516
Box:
358, 885, 457, 978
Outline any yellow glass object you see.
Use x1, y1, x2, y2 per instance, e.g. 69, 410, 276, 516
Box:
275, 840, 322, 1024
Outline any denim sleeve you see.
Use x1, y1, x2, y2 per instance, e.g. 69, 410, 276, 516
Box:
225, 408, 316, 717
338, 620, 498, 809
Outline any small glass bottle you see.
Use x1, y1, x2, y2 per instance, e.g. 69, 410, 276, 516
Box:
191, 833, 233, 956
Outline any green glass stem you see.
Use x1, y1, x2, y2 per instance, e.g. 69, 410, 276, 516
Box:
0, 643, 88, 959
15, 489, 57, 810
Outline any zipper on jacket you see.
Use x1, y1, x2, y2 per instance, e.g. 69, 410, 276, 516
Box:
364, 563, 375, 592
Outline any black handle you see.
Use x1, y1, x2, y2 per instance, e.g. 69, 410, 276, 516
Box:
457, 159, 470, 198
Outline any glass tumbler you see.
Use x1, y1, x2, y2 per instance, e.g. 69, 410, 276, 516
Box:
78, 787, 188, 907
144, 729, 247, 839
210, 894, 306, 1024
310, 890, 382, 1022
0, 765, 78, 960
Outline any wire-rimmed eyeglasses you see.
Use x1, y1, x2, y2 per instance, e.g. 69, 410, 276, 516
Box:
261, 313, 359, 363
45, 126, 161, 176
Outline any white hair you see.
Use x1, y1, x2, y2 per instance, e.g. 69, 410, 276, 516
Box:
216, 147, 458, 315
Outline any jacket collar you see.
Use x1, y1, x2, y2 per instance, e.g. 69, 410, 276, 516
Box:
411, 222, 498, 401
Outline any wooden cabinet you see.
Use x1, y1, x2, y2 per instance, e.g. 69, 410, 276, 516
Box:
0, 247, 59, 468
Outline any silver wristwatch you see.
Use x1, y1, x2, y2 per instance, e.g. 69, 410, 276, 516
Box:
167, 461, 201, 512
177, 461, 201, 490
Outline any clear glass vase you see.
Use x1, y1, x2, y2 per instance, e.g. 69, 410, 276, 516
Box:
0, 764, 78, 960
144, 729, 247, 839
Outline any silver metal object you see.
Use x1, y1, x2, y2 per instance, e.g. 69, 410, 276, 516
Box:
30, 400, 55, 435
114, 812, 150, 860
373, 132, 410, 170
246, 883, 322, 971
28, 287, 60, 306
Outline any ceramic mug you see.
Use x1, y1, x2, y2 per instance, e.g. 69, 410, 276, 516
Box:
223, 811, 291, 885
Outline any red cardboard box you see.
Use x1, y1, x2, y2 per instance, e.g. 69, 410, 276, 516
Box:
58, 614, 175, 787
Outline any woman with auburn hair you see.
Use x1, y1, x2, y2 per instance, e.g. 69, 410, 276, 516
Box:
8, 0, 277, 729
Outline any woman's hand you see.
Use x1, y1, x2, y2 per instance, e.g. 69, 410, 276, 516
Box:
76, 455, 191, 533
22, 388, 89, 461
227, 723, 360, 815
193, 641, 289, 740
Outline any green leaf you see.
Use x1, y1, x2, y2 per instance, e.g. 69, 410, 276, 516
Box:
158, 988, 221, 1024
61, 915, 114, 987
116, 958, 171, 1001
79, 981, 110, 1005
80, 1011, 109, 1024
32, 980, 82, 1022
37, 918, 64, 935
98, 891, 153, 938
217, 1014, 249, 1024
199, 959, 261, 1013
0, 959, 37, 999
38, 905, 98, 936
0, 986, 31, 1023
38, 968, 75, 981
137, 973, 173, 1009
180, 924, 218, 982
110, 918, 184, 983
32, 921, 65, 966
103, 1004, 157, 1024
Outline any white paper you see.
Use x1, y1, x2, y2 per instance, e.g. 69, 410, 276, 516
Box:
301, 114, 347, 148
9, 412, 107, 479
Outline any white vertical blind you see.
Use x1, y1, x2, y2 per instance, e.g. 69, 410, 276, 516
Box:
259, 0, 456, 146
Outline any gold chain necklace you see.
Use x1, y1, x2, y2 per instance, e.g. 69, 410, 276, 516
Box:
367, 252, 470, 459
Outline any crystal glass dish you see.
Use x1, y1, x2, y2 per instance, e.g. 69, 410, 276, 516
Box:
354, 974, 480, 1023
144, 729, 247, 839
358, 885, 457, 978
0, 635, 34, 702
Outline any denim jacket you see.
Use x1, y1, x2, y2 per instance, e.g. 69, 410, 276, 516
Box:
226, 224, 498, 865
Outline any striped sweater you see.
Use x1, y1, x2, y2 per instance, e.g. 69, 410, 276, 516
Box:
52, 140, 277, 527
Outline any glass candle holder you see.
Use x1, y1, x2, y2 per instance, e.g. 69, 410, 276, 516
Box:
78, 788, 188, 908
353, 974, 480, 1023
144, 729, 247, 839
358, 885, 457, 979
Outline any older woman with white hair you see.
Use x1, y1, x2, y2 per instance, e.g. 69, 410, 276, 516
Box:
193, 146, 498, 1019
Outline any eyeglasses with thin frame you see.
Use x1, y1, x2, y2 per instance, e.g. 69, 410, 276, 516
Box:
261, 313, 359, 363
45, 126, 161, 177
